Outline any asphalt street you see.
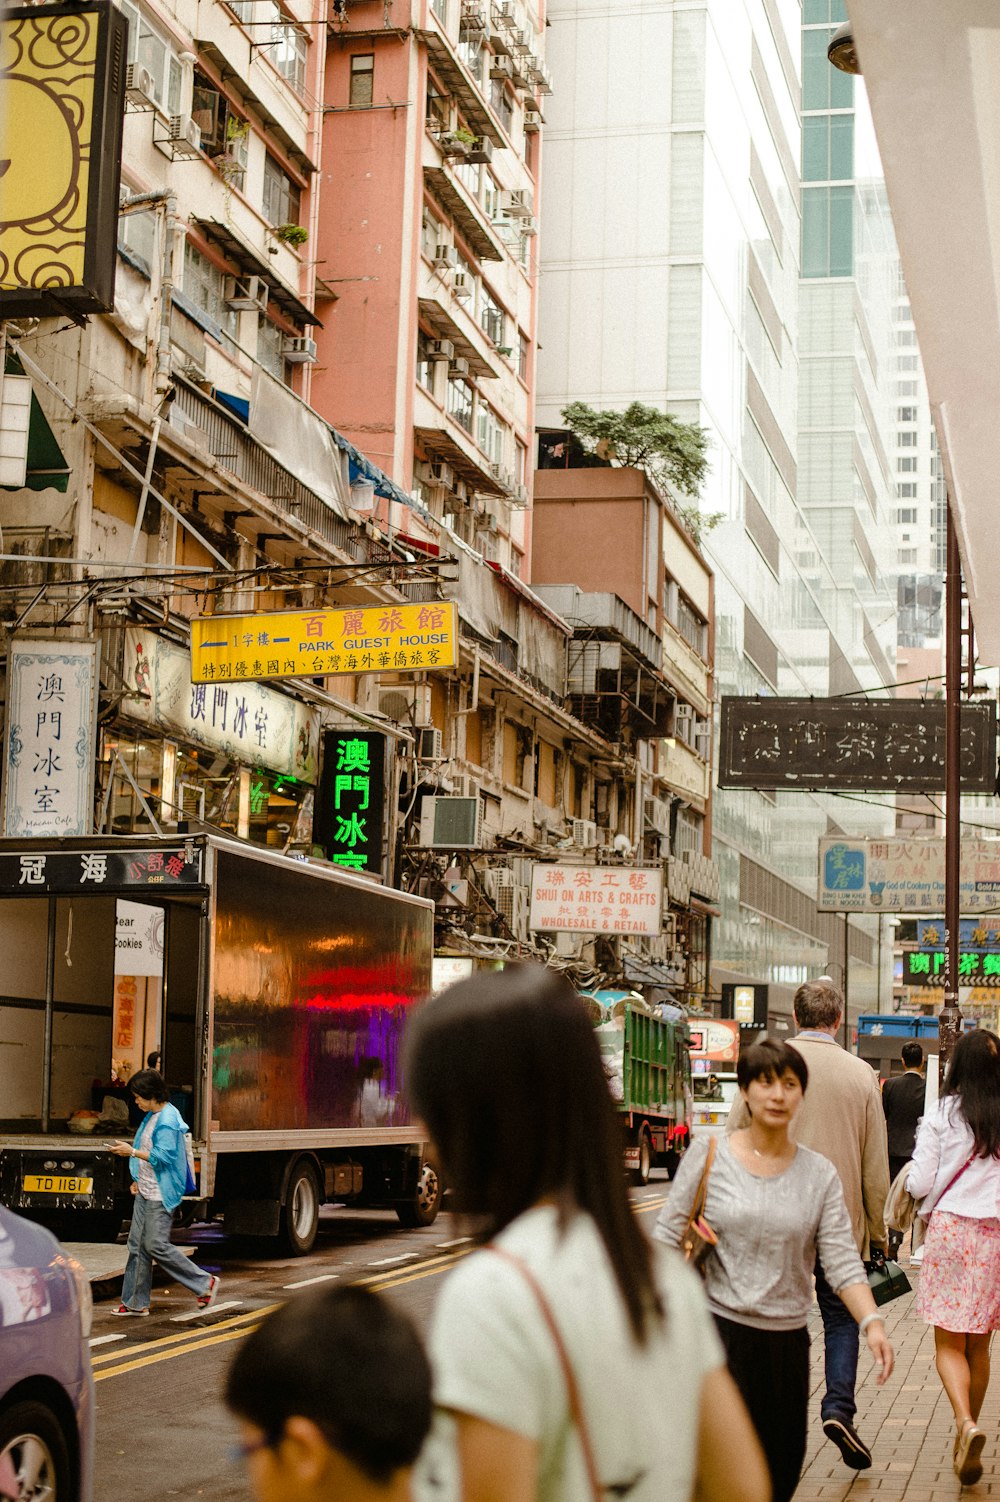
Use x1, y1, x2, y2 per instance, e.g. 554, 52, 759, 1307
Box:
90, 1181, 671, 1499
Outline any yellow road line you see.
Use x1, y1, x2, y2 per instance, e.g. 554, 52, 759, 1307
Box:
90, 1304, 281, 1365
635, 1198, 666, 1214
94, 1324, 257, 1381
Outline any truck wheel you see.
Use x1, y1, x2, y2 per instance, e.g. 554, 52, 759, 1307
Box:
280, 1161, 320, 1254
396, 1159, 442, 1228
631, 1130, 652, 1186
0, 1399, 71, 1502
663, 1148, 681, 1180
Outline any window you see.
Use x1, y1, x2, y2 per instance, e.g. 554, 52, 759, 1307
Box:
896, 508, 917, 524
801, 185, 854, 277
664, 573, 708, 657
263, 155, 301, 228
182, 242, 238, 346
480, 287, 505, 346
490, 79, 513, 135
484, 174, 500, 221
426, 86, 448, 130
191, 77, 250, 188
518, 330, 529, 380
229, 0, 307, 93
897, 406, 917, 422
422, 207, 442, 260
447, 378, 474, 433
118, 0, 182, 113
899, 549, 918, 564
118, 209, 157, 275
256, 316, 288, 382
432, 0, 448, 20
802, 114, 853, 181
416, 330, 435, 392
897, 456, 917, 472
898, 430, 917, 447
897, 483, 917, 498
477, 403, 504, 466
515, 438, 527, 483
897, 355, 918, 371
458, 34, 484, 81
349, 53, 374, 107
802, 28, 854, 110
897, 381, 918, 396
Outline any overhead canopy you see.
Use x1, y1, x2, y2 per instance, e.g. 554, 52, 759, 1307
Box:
845, 1, 1000, 663
1, 354, 70, 494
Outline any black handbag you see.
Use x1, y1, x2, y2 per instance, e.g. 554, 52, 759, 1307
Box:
866, 1247, 911, 1306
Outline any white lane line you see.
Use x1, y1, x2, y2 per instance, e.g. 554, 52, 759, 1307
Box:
89, 1334, 127, 1347
436, 1237, 473, 1249
367, 1253, 420, 1268
170, 1300, 243, 1323
283, 1273, 341, 1290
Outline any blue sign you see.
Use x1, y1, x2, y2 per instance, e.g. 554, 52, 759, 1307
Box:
824, 843, 865, 892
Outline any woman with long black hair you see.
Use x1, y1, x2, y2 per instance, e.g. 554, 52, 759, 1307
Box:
407, 965, 769, 1502
906, 1028, 1000, 1484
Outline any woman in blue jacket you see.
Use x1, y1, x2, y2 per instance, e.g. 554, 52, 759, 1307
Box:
110, 1068, 220, 1317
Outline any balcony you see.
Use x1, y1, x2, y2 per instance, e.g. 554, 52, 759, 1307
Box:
423, 133, 506, 263
417, 281, 500, 380
660, 737, 710, 811
413, 387, 505, 496
661, 621, 711, 719
419, 24, 506, 147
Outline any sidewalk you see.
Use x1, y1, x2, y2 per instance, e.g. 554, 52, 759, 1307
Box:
796, 1259, 1000, 1499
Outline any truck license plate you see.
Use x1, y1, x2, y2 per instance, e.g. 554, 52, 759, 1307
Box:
22, 1175, 93, 1195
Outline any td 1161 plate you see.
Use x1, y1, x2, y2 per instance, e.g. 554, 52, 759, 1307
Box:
22, 1175, 93, 1194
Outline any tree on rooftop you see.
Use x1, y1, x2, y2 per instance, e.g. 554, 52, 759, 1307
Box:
560, 400, 711, 498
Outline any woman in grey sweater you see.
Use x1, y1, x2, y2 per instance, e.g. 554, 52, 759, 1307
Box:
655, 1039, 894, 1502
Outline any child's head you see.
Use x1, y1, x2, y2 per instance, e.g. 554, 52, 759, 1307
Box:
225, 1285, 432, 1501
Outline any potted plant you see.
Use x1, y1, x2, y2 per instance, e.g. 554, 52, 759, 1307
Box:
274, 222, 308, 247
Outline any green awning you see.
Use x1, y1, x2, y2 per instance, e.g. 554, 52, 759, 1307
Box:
2, 353, 70, 493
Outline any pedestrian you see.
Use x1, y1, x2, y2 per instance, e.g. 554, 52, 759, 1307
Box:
657, 1038, 893, 1502
905, 1028, 1000, 1485
109, 1068, 219, 1317
405, 965, 770, 1502
225, 1284, 432, 1502
727, 978, 890, 1471
882, 1040, 926, 1257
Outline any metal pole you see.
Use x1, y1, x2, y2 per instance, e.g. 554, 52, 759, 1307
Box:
877, 915, 883, 1014
842, 911, 849, 1049
940, 503, 963, 1071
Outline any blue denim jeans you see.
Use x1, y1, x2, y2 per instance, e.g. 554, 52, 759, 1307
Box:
814, 1257, 859, 1423
121, 1193, 211, 1311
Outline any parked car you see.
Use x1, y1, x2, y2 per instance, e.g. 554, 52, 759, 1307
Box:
0, 1205, 93, 1502
692, 1072, 740, 1136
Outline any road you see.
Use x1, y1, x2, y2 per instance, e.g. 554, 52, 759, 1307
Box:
90, 1179, 670, 1499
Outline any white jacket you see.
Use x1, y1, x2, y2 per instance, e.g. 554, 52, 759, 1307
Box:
905, 1096, 1000, 1219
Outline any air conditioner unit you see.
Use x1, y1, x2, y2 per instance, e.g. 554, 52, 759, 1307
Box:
378, 682, 433, 725
511, 482, 530, 508
468, 138, 493, 164
154, 114, 202, 159
523, 107, 542, 133
417, 725, 444, 761
174, 355, 210, 388
500, 188, 532, 218
644, 795, 670, 837
694, 718, 711, 759
511, 29, 531, 54
125, 63, 157, 109
283, 336, 318, 364
429, 459, 455, 486
428, 338, 455, 361
495, 879, 529, 940
449, 357, 471, 377
520, 214, 538, 236
476, 512, 499, 534
489, 55, 513, 79
451, 273, 473, 300
572, 818, 598, 849
492, 1, 516, 27
433, 245, 459, 269
224, 274, 269, 313
450, 773, 481, 800
460, 0, 488, 30
418, 796, 484, 850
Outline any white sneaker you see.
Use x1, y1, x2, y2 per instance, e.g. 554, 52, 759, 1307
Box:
909, 1247, 924, 1267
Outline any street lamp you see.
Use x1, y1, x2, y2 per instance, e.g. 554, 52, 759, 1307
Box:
827, 22, 860, 75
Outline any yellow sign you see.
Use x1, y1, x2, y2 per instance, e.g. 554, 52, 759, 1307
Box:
0, 2, 127, 317
22, 1175, 93, 1195
191, 602, 459, 683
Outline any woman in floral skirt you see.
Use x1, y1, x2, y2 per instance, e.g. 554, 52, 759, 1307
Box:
906, 1029, 1000, 1485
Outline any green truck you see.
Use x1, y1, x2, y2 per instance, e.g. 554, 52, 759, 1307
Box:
591, 995, 693, 1184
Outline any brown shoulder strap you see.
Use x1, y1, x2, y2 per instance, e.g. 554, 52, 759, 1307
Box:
691, 1136, 717, 1221
484, 1245, 602, 1502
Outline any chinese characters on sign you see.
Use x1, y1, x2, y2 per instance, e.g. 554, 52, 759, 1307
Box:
316, 731, 386, 876
0, 847, 204, 894
917, 918, 1000, 951
125, 629, 319, 782
904, 950, 1000, 988
3, 640, 99, 837
818, 837, 1000, 914
528, 864, 663, 937
190, 603, 459, 684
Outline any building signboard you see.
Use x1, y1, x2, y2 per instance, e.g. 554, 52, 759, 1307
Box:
3, 639, 99, 837
720, 696, 997, 794
0, 1, 128, 317
904, 950, 1000, 988
190, 602, 459, 684
688, 1018, 740, 1062
917, 918, 1000, 951
124, 627, 319, 782
315, 729, 386, 875
528, 864, 663, 936
0, 846, 204, 893
818, 837, 1000, 913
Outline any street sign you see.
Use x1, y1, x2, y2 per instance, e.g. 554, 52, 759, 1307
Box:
528, 864, 663, 936
315, 730, 386, 875
904, 950, 1000, 987
719, 696, 997, 793
818, 837, 1000, 913
190, 603, 459, 683
917, 918, 1000, 950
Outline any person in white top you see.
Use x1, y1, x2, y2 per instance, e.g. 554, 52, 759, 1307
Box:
905, 1029, 1000, 1485
406, 965, 769, 1502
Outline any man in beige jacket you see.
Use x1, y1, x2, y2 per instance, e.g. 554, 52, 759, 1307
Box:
728, 979, 889, 1472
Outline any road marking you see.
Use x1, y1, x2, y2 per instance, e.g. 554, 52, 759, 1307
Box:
170, 1300, 243, 1323
436, 1237, 473, 1248
635, 1198, 666, 1215
91, 1305, 279, 1365
367, 1252, 419, 1267
88, 1334, 126, 1348
283, 1273, 340, 1289
94, 1324, 258, 1382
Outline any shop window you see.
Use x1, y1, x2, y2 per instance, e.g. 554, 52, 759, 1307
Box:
349, 53, 374, 107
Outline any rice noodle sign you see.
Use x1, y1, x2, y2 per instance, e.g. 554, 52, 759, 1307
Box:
529, 864, 663, 936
